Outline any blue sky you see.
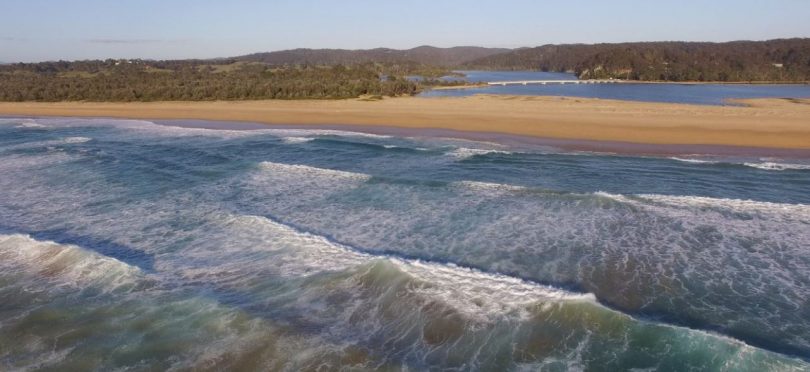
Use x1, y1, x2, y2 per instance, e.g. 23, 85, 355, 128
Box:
2, 0, 809, 62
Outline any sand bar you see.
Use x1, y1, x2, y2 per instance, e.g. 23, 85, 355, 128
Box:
1, 95, 809, 149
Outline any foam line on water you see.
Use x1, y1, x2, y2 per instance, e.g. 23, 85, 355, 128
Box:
0, 118, 51, 128
257, 161, 371, 181
281, 136, 315, 144
743, 162, 810, 171
669, 156, 810, 171
7, 118, 402, 141
456, 180, 809, 218
252, 160, 810, 222
453, 182, 810, 221
1, 117, 282, 139
447, 147, 513, 160
669, 156, 720, 164
452, 180, 528, 193
16, 121, 50, 129
382, 144, 430, 151
270, 129, 392, 139
633, 193, 810, 220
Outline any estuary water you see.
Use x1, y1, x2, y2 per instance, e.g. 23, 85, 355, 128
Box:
421, 70, 810, 105
1, 117, 809, 370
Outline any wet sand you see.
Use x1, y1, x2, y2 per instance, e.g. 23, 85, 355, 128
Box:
1, 95, 809, 149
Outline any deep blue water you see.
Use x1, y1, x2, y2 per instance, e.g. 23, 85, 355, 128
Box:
421, 70, 810, 105
1, 117, 809, 370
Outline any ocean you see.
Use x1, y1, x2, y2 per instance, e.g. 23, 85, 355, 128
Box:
1, 117, 809, 371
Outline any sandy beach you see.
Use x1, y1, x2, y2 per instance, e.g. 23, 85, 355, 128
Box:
1, 95, 809, 149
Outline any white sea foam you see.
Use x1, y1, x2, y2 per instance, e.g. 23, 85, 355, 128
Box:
743, 162, 810, 171
669, 157, 719, 164
379, 144, 431, 151
281, 136, 315, 144
62, 136, 92, 143
264, 129, 392, 139
589, 191, 810, 222
1, 136, 93, 152
8, 117, 401, 142
669, 156, 810, 171
214, 214, 370, 277
592, 191, 633, 202
447, 147, 512, 160
391, 259, 594, 321
256, 158, 810, 233
257, 161, 371, 181
15, 120, 49, 128
634, 194, 810, 220
453, 180, 527, 193
234, 127, 393, 141
0, 234, 141, 294
6, 117, 264, 139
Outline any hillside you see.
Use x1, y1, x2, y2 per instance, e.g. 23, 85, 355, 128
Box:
464, 39, 810, 82
238, 46, 511, 67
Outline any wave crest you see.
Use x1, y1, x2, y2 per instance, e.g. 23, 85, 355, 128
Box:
257, 161, 370, 181
743, 162, 810, 171
0, 234, 142, 294
447, 147, 512, 160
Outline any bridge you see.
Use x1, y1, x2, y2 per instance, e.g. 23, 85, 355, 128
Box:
486, 79, 623, 86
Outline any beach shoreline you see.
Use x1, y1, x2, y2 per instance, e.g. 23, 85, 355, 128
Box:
147, 120, 810, 158
1, 95, 809, 151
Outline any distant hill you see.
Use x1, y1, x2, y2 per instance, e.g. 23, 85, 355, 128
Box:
464, 39, 810, 82
238, 46, 512, 67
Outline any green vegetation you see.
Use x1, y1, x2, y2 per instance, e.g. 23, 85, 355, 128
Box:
465, 39, 810, 82
0, 60, 420, 101
4, 39, 807, 102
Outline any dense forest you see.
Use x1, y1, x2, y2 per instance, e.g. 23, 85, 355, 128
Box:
465, 39, 810, 82
0, 60, 424, 101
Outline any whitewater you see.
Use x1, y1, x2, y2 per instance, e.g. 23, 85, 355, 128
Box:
1, 117, 809, 371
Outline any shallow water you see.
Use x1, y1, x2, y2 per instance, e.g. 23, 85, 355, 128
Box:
1, 117, 809, 370
422, 70, 810, 105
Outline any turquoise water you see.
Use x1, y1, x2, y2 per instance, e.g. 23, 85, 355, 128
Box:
1, 117, 809, 370
422, 70, 810, 105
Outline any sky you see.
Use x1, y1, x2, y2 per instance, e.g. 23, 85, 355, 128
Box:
2, 0, 810, 62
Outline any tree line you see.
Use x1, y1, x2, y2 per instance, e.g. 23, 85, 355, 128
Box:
0, 60, 422, 102
464, 39, 810, 82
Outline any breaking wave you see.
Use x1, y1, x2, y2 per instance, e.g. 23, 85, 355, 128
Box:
743, 162, 810, 171
447, 147, 513, 160
0, 234, 142, 294
669, 156, 810, 171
